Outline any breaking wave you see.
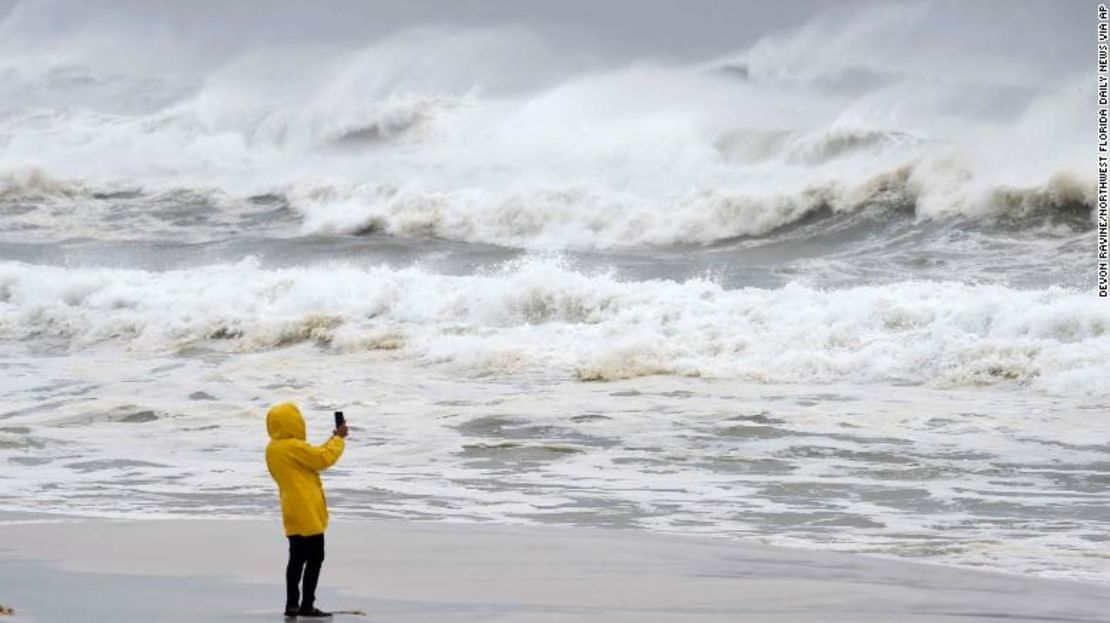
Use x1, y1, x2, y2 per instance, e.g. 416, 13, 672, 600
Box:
0, 1, 1092, 249
0, 163, 1090, 248
1, 258, 1105, 394
286, 166, 1091, 248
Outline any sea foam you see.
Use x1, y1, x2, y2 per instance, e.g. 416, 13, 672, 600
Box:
0, 2, 1092, 249
1, 257, 1105, 394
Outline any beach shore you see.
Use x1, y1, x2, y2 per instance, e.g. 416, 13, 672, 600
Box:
0, 519, 1106, 622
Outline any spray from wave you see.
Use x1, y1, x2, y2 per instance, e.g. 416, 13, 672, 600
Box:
0, 0, 1092, 249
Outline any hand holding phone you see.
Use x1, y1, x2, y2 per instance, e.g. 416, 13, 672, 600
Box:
334, 411, 348, 439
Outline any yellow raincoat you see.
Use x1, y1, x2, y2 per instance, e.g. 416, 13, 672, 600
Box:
265, 402, 345, 536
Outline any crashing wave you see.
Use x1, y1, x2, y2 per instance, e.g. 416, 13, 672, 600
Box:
0, 258, 1105, 394
0, 0, 1089, 250
0, 169, 94, 201
0, 163, 1090, 249
284, 164, 1091, 249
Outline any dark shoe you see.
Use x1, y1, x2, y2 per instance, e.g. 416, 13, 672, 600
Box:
297, 607, 332, 618
284, 608, 299, 618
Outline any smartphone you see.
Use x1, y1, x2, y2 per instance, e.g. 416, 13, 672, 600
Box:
334, 411, 346, 428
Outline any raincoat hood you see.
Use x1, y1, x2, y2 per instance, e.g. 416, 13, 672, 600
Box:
267, 402, 306, 441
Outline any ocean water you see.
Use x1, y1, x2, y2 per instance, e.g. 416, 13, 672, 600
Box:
1, 1, 1106, 584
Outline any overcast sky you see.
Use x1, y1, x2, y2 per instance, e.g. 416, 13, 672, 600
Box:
0, 0, 1091, 69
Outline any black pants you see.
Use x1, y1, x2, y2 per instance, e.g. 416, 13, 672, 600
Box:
286, 533, 325, 611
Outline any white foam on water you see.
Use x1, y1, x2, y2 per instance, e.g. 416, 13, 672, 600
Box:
1, 353, 1108, 583
0, 257, 1106, 394
0, 1, 1092, 248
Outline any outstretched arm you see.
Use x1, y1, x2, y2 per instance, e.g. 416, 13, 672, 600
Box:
289, 435, 345, 471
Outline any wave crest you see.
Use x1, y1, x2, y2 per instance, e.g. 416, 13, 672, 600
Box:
1, 259, 1105, 394
286, 164, 1089, 249
0, 2, 1090, 250
0, 169, 93, 201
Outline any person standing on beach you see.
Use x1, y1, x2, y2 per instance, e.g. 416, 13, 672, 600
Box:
265, 402, 347, 619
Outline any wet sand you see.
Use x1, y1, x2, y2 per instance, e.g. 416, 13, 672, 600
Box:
0, 519, 1106, 622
